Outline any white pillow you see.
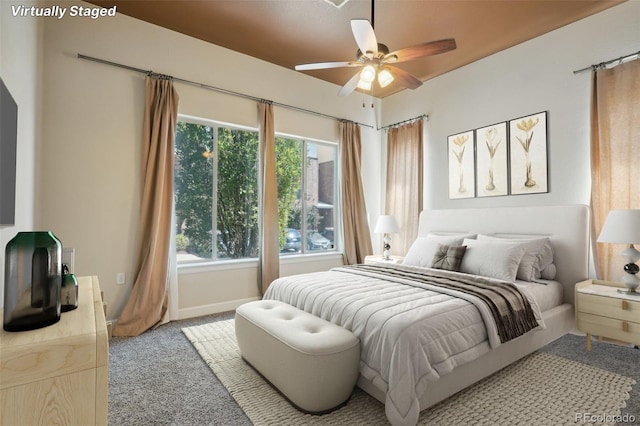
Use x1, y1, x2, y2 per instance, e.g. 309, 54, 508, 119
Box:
479, 234, 553, 280
427, 232, 477, 239
403, 235, 468, 268
459, 238, 527, 282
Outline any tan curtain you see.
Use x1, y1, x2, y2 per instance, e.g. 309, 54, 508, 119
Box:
340, 121, 373, 264
114, 75, 179, 337
258, 101, 279, 295
591, 60, 640, 280
386, 120, 423, 255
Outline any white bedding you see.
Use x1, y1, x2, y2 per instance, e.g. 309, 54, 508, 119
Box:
263, 264, 548, 426
514, 279, 563, 312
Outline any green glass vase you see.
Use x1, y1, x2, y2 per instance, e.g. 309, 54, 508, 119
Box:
3, 231, 62, 331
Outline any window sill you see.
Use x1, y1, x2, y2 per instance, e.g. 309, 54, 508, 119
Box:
177, 251, 343, 275
279, 251, 343, 265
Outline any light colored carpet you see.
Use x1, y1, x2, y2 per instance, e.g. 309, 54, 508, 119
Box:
183, 319, 635, 426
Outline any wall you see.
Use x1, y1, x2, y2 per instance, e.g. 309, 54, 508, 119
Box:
38, 1, 381, 321
0, 1, 42, 308
382, 1, 639, 211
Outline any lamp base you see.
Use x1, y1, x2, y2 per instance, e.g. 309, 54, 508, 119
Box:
382, 235, 392, 261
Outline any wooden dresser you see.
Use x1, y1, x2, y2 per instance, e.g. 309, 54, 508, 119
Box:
575, 279, 640, 351
1, 276, 108, 425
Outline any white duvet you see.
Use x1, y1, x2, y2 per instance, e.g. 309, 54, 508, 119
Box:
263, 264, 544, 426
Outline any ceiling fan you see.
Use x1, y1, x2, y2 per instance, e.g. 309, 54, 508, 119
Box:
295, 1, 456, 96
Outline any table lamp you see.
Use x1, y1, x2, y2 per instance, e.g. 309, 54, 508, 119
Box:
374, 215, 400, 260
597, 209, 640, 295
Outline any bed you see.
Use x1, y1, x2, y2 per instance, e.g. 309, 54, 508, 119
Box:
263, 205, 590, 426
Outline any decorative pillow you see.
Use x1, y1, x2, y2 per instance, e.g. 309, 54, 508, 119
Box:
477, 234, 553, 281
540, 263, 557, 280
459, 238, 527, 282
491, 235, 554, 275
431, 244, 467, 271
403, 235, 468, 268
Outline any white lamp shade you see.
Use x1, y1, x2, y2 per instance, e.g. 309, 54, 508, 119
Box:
597, 209, 640, 244
374, 215, 400, 234
378, 68, 394, 88
360, 65, 376, 83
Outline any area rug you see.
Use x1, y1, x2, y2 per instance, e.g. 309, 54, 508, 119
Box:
183, 319, 635, 425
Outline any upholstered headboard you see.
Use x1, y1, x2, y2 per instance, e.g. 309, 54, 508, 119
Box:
418, 204, 590, 305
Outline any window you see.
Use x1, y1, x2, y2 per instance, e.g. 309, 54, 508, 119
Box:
174, 119, 259, 262
174, 117, 339, 264
277, 136, 338, 255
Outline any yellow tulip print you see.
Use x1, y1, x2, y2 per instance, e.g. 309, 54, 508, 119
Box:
448, 131, 475, 199
453, 134, 468, 193
509, 112, 548, 195
515, 117, 540, 187
484, 127, 501, 190
476, 122, 508, 197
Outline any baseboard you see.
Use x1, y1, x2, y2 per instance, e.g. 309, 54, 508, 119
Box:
177, 297, 260, 320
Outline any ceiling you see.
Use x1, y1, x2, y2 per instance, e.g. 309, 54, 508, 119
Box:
87, 0, 624, 98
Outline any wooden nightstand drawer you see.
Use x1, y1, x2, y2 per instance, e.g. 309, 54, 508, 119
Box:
577, 292, 640, 322
575, 279, 640, 350
577, 312, 640, 345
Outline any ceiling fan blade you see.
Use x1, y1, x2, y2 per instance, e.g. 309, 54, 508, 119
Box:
295, 61, 362, 71
387, 66, 422, 90
338, 71, 362, 97
351, 19, 378, 58
386, 38, 457, 63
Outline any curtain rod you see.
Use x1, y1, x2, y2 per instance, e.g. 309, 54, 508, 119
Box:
378, 114, 428, 131
77, 53, 374, 129
573, 49, 640, 74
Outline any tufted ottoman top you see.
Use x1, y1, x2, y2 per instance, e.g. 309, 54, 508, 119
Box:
236, 300, 359, 355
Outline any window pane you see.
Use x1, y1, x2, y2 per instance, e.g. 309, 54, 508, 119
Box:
174, 122, 214, 262
217, 128, 259, 259
276, 137, 303, 255
305, 143, 336, 251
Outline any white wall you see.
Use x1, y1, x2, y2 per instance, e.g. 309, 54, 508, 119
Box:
382, 1, 639, 211
0, 1, 42, 308
38, 1, 380, 321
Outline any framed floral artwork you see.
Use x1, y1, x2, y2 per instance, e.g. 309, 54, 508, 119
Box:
448, 130, 475, 199
509, 111, 548, 195
475, 122, 508, 197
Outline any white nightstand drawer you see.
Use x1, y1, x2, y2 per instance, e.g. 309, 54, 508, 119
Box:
577, 292, 640, 322
577, 312, 640, 345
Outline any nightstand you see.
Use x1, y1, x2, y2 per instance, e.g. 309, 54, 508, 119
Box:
575, 279, 640, 351
364, 255, 404, 265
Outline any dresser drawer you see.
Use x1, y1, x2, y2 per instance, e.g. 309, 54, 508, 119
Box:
577, 292, 640, 322
577, 312, 640, 345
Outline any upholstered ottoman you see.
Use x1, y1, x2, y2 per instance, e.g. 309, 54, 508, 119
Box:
235, 300, 360, 413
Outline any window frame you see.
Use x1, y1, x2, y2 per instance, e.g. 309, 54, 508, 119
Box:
175, 114, 342, 270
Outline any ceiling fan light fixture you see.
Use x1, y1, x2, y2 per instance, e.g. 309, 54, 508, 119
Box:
360, 64, 376, 83
378, 68, 394, 88
357, 78, 372, 91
